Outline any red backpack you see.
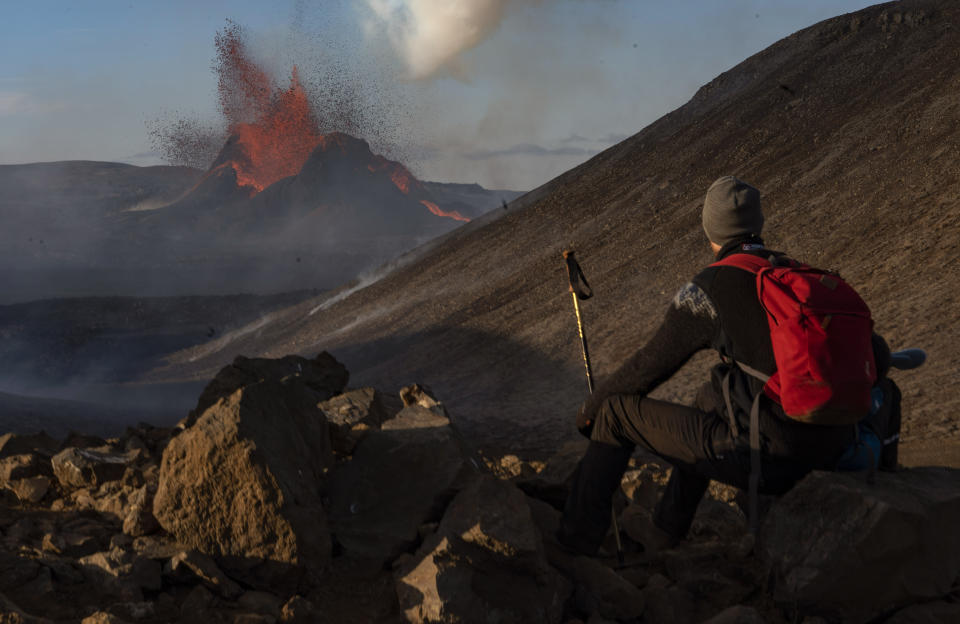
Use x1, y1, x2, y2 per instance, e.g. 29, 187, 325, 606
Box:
712, 254, 876, 425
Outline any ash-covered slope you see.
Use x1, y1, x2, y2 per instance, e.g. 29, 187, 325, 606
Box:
152, 0, 960, 458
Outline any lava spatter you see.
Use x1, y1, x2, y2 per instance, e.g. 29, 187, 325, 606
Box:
212, 22, 324, 193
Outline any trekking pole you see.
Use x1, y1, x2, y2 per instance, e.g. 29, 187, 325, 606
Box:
563, 250, 625, 565
564, 250, 595, 394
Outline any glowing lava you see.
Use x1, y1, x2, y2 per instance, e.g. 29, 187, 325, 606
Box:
368, 157, 420, 195
213, 22, 324, 193
421, 200, 470, 223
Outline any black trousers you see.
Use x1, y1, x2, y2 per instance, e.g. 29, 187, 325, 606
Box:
560, 385, 854, 550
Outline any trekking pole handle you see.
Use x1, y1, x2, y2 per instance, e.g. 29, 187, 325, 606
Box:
563, 250, 593, 300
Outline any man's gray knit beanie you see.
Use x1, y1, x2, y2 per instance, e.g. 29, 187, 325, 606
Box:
702, 176, 763, 247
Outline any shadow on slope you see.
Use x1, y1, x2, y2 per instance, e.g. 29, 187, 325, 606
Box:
330, 325, 586, 460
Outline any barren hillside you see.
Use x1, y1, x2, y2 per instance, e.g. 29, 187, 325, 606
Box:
151, 0, 960, 459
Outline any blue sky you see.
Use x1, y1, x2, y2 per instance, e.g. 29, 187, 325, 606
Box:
0, 0, 879, 189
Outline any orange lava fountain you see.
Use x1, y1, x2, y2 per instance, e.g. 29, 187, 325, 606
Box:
213, 22, 324, 193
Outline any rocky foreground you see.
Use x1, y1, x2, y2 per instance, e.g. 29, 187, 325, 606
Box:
0, 353, 957, 623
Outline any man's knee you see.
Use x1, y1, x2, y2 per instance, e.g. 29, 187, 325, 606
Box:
590, 394, 635, 446
694, 382, 718, 414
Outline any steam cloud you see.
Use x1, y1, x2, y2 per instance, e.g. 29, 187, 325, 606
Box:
364, 0, 515, 79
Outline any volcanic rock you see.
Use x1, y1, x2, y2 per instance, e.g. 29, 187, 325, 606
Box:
121, 485, 159, 537
760, 468, 960, 623
18, 564, 54, 596
59, 433, 108, 451
326, 403, 475, 561
165, 550, 242, 599
536, 439, 588, 486
237, 590, 283, 617
79, 548, 162, 592
620, 460, 672, 510
51, 448, 132, 490
701, 605, 767, 624
564, 555, 646, 621
0, 453, 53, 503
180, 585, 215, 616
526, 492, 645, 621
237, 132, 461, 241
6, 477, 50, 504
0, 432, 59, 459
0, 591, 53, 624
662, 542, 758, 615
40, 555, 85, 586
884, 600, 960, 623
398, 383, 447, 414
395, 475, 570, 624
42, 532, 101, 559
0, 453, 52, 482
317, 386, 402, 455
279, 595, 317, 623
81, 612, 132, 624
91, 482, 138, 518
640, 579, 696, 624
184, 351, 348, 428
153, 363, 335, 582
233, 614, 275, 624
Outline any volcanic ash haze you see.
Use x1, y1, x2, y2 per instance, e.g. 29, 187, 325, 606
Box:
150, 0, 960, 462
365, 0, 515, 79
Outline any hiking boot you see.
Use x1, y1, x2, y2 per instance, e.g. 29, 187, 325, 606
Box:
559, 441, 633, 556
619, 506, 679, 557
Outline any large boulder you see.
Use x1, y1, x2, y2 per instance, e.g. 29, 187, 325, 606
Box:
153, 364, 336, 583
183, 352, 348, 428
0, 432, 59, 459
395, 475, 570, 624
51, 448, 133, 490
326, 403, 476, 561
0, 453, 53, 503
760, 468, 960, 623
317, 387, 402, 455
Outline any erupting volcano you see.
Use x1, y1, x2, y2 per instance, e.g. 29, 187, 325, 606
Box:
194, 21, 469, 225
127, 19, 523, 299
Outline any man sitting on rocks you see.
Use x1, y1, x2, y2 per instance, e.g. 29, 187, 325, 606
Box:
559, 176, 883, 555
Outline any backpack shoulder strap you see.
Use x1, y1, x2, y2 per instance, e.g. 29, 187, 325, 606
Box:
710, 253, 773, 273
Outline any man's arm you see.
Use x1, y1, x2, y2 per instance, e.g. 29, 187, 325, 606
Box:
577, 282, 720, 431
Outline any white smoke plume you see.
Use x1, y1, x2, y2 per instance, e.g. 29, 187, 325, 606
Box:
364, 0, 514, 79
